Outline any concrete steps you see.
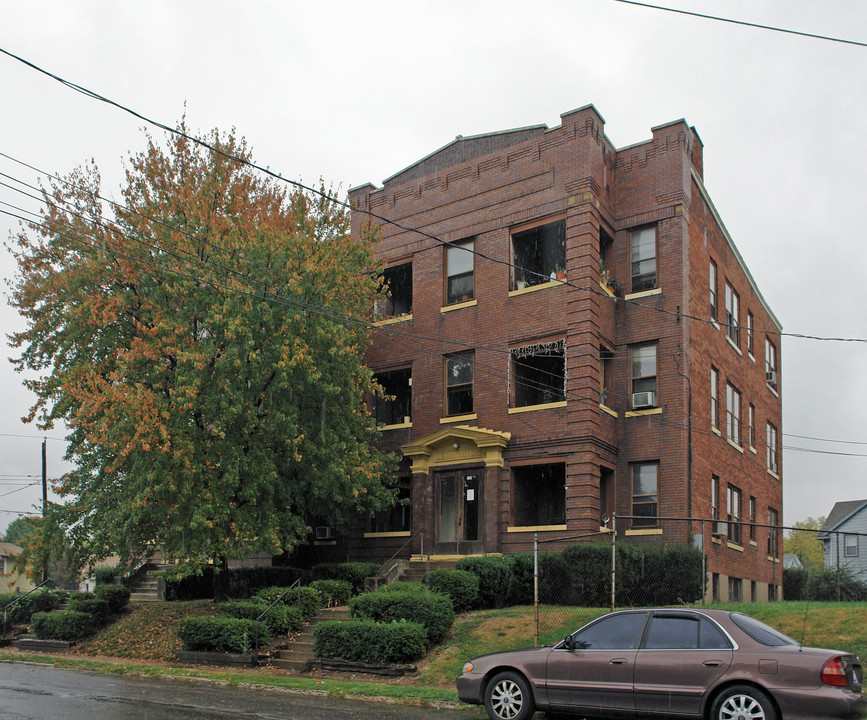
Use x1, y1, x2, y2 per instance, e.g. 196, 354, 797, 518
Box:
127, 563, 173, 601
270, 606, 350, 672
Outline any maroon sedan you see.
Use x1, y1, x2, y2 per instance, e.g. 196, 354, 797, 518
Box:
456, 608, 864, 720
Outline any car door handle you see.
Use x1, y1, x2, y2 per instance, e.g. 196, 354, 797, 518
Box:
703, 660, 722, 667
610, 658, 628, 665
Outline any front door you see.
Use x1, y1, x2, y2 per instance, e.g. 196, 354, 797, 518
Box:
435, 470, 482, 554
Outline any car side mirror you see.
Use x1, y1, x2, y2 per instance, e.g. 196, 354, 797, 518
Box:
563, 635, 573, 651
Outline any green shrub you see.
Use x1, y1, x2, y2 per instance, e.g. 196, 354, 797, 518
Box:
455, 555, 513, 608
254, 585, 320, 619
783, 567, 808, 600
0, 589, 65, 624
309, 579, 352, 607
178, 616, 270, 654
221, 600, 303, 637
379, 581, 426, 593
30, 610, 96, 641
350, 588, 454, 645
314, 618, 427, 663
806, 565, 867, 601
94, 566, 118, 585
68, 593, 111, 626
311, 562, 378, 595
94, 584, 131, 614
426, 569, 479, 613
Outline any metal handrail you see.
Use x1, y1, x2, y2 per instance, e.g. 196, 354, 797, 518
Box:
253, 578, 302, 657
373, 529, 423, 579
3, 579, 50, 636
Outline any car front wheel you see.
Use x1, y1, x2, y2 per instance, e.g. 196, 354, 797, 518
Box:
484, 671, 535, 720
709, 685, 777, 720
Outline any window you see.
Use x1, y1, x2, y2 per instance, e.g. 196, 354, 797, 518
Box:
369, 476, 411, 533
632, 462, 658, 527
747, 311, 754, 354
710, 367, 719, 427
765, 338, 778, 385
571, 612, 648, 650
599, 347, 614, 406
631, 343, 657, 407
644, 615, 730, 650
768, 507, 779, 557
374, 368, 412, 425
709, 260, 718, 321
446, 352, 474, 415
726, 382, 741, 445
630, 226, 657, 293
727, 484, 742, 545
749, 496, 757, 541
377, 262, 412, 319
711, 475, 720, 522
511, 219, 566, 289
512, 463, 566, 527
511, 339, 566, 408
728, 577, 743, 602
724, 281, 740, 346
767, 422, 778, 473
845, 534, 859, 557
446, 239, 474, 304
748, 403, 756, 447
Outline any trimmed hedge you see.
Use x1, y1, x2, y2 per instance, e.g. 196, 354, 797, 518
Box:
455, 555, 513, 608
68, 593, 111, 626
254, 586, 320, 619
178, 616, 270, 654
221, 600, 303, 636
350, 588, 454, 645
379, 581, 426, 593
426, 569, 479, 613
0, 589, 65, 625
31, 610, 95, 641
314, 619, 427, 663
309, 579, 352, 607
94, 583, 131, 614
311, 563, 379, 596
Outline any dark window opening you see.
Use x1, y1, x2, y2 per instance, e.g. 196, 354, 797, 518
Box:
632, 462, 658, 527
600, 466, 615, 525
511, 339, 566, 407
630, 226, 657, 293
446, 352, 474, 415
370, 477, 411, 533
600, 347, 614, 405
511, 219, 566, 289
727, 484, 742, 545
447, 240, 474, 304
512, 463, 566, 527
374, 368, 412, 426
599, 228, 615, 290
377, 262, 412, 319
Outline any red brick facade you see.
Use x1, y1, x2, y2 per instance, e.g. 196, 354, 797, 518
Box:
347, 105, 783, 601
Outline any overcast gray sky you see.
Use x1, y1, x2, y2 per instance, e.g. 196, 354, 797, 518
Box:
1, 0, 865, 535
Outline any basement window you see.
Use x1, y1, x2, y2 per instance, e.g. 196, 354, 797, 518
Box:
511, 219, 566, 289
377, 262, 412, 319
511, 463, 566, 527
511, 339, 566, 408
374, 368, 412, 426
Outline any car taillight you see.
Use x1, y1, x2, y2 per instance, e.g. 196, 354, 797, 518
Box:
821, 656, 850, 687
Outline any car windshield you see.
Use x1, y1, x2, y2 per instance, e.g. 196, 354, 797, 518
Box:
729, 612, 797, 646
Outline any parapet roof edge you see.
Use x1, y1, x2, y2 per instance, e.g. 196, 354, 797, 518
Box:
690, 167, 782, 332
379, 124, 550, 187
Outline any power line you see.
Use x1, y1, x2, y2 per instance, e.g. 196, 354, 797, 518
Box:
1, 45, 864, 346
611, 0, 867, 48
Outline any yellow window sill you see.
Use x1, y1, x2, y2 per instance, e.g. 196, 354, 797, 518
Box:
625, 528, 663, 536
625, 408, 662, 418
507, 524, 567, 533
441, 299, 477, 313
624, 288, 662, 300
379, 421, 412, 431
600, 403, 618, 418
508, 401, 567, 415
508, 279, 565, 297
440, 413, 478, 424
373, 314, 413, 327
727, 438, 744, 454
363, 531, 412, 539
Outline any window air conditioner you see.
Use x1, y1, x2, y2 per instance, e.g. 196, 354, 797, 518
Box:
314, 526, 335, 541
766, 370, 777, 385
631, 391, 657, 409
712, 521, 728, 537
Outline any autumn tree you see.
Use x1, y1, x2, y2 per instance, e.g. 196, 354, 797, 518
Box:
6, 124, 396, 590
783, 516, 826, 569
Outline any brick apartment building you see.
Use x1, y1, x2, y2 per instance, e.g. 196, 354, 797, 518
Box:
344, 104, 783, 602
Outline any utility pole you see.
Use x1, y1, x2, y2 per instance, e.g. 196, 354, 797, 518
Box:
42, 438, 48, 584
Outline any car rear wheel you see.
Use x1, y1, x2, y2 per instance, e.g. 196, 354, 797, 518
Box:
484, 671, 535, 720
710, 685, 777, 720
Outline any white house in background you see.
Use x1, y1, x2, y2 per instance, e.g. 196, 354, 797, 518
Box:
819, 499, 867, 579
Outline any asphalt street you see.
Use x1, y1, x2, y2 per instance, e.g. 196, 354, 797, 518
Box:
0, 662, 479, 720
